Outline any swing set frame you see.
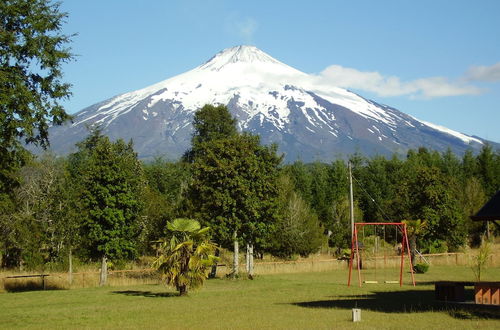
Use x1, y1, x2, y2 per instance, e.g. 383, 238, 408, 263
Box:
348, 222, 416, 287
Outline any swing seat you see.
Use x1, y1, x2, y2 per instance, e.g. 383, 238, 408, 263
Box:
364, 280, 379, 284
384, 280, 399, 284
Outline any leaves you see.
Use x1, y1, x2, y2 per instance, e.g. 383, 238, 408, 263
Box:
68, 129, 144, 260
0, 0, 73, 192
153, 218, 218, 295
186, 105, 282, 250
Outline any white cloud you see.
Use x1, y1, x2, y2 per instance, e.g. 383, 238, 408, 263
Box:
226, 14, 258, 44
316, 65, 483, 99
236, 17, 258, 42
465, 62, 500, 82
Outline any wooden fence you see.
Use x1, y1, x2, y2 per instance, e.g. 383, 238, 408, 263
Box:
1, 252, 498, 291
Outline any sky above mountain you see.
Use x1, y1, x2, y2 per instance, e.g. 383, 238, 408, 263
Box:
59, 0, 500, 143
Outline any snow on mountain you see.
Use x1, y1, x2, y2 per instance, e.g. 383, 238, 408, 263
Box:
45, 45, 494, 162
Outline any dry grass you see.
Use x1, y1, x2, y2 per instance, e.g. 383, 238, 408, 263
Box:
1, 244, 499, 292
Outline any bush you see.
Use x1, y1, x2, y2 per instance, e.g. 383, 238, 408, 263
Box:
414, 263, 429, 273
424, 240, 448, 254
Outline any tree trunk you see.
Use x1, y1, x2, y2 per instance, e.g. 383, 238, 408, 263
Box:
99, 255, 107, 286
409, 235, 417, 268
178, 284, 188, 296
68, 248, 73, 286
209, 248, 220, 279
246, 244, 250, 273
248, 244, 254, 279
233, 231, 239, 277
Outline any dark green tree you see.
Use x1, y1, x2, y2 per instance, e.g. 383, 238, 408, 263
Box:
440, 148, 461, 178
476, 144, 499, 197
309, 162, 331, 227
183, 104, 238, 162
140, 158, 190, 254
461, 149, 478, 182
69, 129, 144, 285
283, 161, 312, 204
392, 165, 466, 251
188, 132, 282, 277
0, 0, 73, 201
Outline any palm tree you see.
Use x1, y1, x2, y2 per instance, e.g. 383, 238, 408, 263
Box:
402, 219, 427, 268
152, 218, 218, 296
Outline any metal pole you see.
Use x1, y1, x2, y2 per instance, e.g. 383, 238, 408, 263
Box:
355, 226, 362, 287
403, 224, 416, 286
399, 226, 405, 287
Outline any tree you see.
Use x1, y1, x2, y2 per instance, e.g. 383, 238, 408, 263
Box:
0, 153, 79, 270
0, 0, 73, 201
153, 218, 218, 296
269, 175, 324, 258
188, 133, 282, 277
183, 104, 238, 162
402, 219, 427, 268
69, 129, 144, 285
476, 144, 499, 197
309, 162, 331, 227
392, 165, 466, 251
140, 158, 189, 255
185, 104, 281, 277
460, 176, 487, 246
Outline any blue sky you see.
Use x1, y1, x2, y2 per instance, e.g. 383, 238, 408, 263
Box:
59, 0, 500, 142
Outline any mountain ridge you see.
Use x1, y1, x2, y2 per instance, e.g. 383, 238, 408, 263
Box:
43, 46, 497, 162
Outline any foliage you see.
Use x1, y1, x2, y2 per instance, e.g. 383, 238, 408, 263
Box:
268, 176, 324, 258
0, 0, 73, 196
414, 263, 429, 274
139, 158, 189, 254
68, 129, 145, 261
188, 128, 281, 251
460, 176, 487, 246
469, 238, 492, 282
392, 164, 466, 251
191, 133, 281, 247
152, 218, 218, 295
422, 239, 448, 254
183, 104, 238, 162
0, 153, 78, 269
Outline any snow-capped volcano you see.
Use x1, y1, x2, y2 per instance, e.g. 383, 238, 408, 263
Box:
46, 45, 494, 161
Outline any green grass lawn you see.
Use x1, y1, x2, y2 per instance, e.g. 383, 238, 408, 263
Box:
1, 266, 499, 329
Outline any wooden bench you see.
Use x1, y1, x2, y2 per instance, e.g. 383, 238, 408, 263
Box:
4, 274, 50, 290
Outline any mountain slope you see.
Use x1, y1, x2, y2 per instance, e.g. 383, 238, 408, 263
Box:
46, 46, 495, 162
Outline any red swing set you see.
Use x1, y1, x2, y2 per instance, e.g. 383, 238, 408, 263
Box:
348, 222, 416, 287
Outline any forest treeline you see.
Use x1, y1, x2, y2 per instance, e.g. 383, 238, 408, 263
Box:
1, 104, 499, 271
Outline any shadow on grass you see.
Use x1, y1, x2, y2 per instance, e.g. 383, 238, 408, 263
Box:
291, 289, 500, 320
112, 290, 178, 298
4, 280, 66, 292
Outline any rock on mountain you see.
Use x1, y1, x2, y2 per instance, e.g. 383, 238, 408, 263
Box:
45, 45, 495, 162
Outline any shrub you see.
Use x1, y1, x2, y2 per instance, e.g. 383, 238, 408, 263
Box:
424, 240, 448, 254
414, 263, 429, 273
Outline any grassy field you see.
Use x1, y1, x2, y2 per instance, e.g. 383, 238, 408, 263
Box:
0, 265, 499, 329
